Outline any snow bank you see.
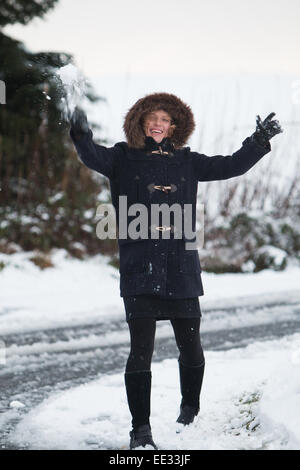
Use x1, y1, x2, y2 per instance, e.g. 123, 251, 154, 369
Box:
0, 249, 123, 335
9, 333, 300, 450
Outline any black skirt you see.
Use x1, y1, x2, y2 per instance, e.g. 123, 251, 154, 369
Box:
123, 294, 201, 322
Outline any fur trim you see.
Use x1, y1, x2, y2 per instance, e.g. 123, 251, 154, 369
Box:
123, 92, 195, 149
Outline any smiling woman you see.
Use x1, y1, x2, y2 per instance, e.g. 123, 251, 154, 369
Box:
142, 110, 176, 143
69, 91, 281, 450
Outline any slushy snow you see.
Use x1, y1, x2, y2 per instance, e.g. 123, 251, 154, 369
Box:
9, 333, 300, 450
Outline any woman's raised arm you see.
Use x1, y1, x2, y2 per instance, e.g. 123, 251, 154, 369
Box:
191, 135, 271, 182
191, 112, 282, 182
69, 107, 121, 180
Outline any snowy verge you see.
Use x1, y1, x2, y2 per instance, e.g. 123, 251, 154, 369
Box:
0, 249, 123, 335
9, 333, 300, 450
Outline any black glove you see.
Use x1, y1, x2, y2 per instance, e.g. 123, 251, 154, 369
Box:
70, 106, 89, 137
251, 112, 283, 148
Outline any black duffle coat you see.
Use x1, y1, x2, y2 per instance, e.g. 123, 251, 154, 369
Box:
70, 128, 271, 300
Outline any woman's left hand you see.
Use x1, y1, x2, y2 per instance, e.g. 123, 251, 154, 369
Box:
252, 112, 283, 147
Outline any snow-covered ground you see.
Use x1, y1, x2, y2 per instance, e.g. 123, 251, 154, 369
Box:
8, 333, 300, 450
1, 249, 300, 450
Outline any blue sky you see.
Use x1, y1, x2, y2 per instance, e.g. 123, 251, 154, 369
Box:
4, 0, 300, 79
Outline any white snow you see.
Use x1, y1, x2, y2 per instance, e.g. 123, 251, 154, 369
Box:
9, 401, 25, 409
0, 249, 123, 336
57, 63, 90, 118
8, 333, 300, 450
1, 249, 300, 449
256, 245, 287, 266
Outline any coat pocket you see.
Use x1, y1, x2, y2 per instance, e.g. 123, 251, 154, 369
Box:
178, 235, 202, 274
118, 237, 148, 274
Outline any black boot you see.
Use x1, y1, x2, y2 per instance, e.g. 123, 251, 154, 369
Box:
176, 360, 205, 426
129, 424, 158, 450
124, 370, 158, 449
176, 403, 199, 426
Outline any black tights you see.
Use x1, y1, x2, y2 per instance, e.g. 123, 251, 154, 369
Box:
125, 317, 204, 372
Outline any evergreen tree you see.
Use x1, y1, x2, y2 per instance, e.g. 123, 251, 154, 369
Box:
0, 2, 116, 262
0, 0, 58, 27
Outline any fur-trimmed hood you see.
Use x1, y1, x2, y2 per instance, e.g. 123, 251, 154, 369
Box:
123, 92, 195, 149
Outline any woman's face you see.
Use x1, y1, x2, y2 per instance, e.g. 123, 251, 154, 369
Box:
143, 110, 175, 143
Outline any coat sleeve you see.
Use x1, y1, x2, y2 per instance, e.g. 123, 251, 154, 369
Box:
70, 127, 121, 180
191, 136, 272, 182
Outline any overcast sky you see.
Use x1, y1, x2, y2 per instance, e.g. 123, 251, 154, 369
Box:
4, 0, 300, 79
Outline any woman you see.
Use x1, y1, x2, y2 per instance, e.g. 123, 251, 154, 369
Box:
69, 92, 282, 450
